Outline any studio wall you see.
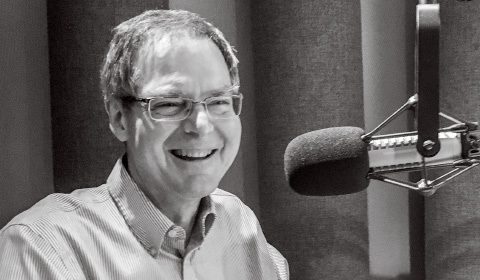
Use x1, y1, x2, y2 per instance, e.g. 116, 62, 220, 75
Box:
252, 1, 369, 279
0, 0, 53, 228
425, 1, 480, 279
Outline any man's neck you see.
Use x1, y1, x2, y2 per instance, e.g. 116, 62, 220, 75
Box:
124, 155, 202, 240
153, 192, 201, 233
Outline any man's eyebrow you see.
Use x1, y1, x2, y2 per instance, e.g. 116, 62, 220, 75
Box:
143, 85, 182, 97
206, 85, 240, 96
144, 84, 240, 97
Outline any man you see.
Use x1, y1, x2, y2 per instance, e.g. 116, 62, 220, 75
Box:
0, 10, 288, 279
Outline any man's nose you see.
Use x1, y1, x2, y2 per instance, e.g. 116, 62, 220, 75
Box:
182, 104, 214, 135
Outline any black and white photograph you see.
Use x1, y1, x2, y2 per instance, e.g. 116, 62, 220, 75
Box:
1, 0, 479, 279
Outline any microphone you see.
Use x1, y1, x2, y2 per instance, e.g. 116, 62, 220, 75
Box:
284, 4, 480, 197
284, 126, 480, 196
284, 127, 369, 196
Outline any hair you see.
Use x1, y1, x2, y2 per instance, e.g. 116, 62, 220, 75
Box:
100, 10, 239, 101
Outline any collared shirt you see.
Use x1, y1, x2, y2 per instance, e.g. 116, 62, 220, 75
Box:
0, 158, 288, 280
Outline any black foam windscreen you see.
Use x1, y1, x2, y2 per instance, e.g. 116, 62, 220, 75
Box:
284, 126, 370, 196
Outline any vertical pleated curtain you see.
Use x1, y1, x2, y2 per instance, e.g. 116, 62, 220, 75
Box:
251, 1, 369, 279
48, 1, 168, 193
425, 1, 480, 279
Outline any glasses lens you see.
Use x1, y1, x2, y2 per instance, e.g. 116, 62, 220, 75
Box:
206, 95, 242, 119
149, 97, 188, 120
147, 94, 243, 121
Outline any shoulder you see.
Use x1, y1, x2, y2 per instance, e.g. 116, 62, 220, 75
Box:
210, 189, 289, 279
0, 222, 74, 279
210, 188, 257, 220
267, 243, 290, 280
0, 186, 113, 279
2, 184, 111, 233
209, 188, 261, 240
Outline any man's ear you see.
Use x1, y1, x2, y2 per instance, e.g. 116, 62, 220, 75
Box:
104, 98, 129, 142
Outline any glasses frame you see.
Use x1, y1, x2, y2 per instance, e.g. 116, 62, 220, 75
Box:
121, 90, 243, 122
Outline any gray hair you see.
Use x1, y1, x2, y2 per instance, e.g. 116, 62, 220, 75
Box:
100, 10, 239, 101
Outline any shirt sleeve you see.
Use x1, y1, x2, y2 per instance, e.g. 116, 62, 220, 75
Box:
0, 224, 74, 280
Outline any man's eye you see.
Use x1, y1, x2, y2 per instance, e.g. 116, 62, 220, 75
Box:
150, 99, 185, 116
158, 102, 181, 107
151, 101, 182, 109
208, 97, 232, 105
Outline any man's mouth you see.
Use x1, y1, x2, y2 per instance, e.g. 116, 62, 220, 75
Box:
170, 149, 217, 161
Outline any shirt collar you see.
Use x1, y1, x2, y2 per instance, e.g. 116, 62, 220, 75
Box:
107, 156, 216, 256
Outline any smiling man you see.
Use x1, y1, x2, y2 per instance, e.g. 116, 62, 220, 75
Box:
0, 10, 288, 280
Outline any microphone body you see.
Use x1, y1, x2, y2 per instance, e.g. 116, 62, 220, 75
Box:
368, 132, 462, 173
285, 126, 479, 196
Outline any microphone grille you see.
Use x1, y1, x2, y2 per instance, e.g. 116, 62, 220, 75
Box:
284, 126, 370, 196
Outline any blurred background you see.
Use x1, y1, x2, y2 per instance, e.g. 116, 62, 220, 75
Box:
1, 0, 479, 279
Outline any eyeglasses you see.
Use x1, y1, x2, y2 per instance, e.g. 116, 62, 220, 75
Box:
121, 90, 243, 121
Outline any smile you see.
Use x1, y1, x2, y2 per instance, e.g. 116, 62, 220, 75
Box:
170, 149, 217, 161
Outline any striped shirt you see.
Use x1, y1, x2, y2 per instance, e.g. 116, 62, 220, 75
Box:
0, 158, 288, 280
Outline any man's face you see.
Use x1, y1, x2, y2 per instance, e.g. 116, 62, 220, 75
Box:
124, 35, 241, 200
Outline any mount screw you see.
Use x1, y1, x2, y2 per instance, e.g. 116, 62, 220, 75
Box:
423, 140, 436, 150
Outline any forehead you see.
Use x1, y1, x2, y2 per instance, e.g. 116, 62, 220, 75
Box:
134, 34, 231, 97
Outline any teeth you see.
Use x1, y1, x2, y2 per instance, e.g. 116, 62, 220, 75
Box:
172, 149, 214, 158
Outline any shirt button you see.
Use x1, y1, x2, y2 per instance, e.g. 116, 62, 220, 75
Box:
167, 229, 177, 238
168, 226, 185, 238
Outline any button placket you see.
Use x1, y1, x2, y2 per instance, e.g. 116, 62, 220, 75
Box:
182, 256, 197, 280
